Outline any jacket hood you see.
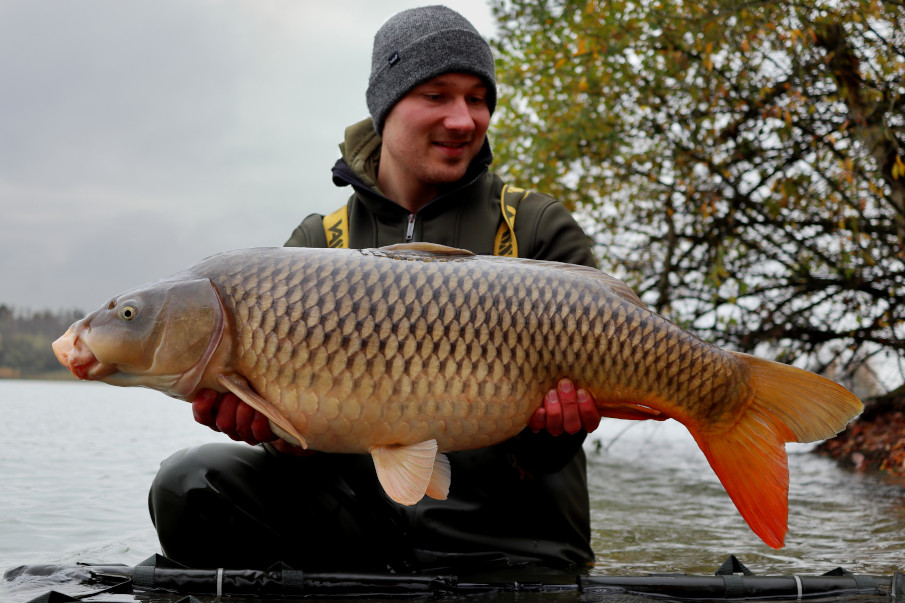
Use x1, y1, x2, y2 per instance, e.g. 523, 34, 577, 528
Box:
330, 117, 493, 208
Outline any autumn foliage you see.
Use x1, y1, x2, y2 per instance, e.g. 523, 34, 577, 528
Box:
490, 0, 904, 391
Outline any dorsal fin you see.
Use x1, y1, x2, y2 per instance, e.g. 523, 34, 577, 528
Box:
379, 242, 475, 256
484, 256, 646, 308
557, 264, 644, 306
378, 243, 643, 307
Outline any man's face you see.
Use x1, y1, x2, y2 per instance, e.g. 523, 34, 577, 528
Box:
379, 73, 491, 191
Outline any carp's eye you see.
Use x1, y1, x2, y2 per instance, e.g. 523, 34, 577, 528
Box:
119, 305, 138, 321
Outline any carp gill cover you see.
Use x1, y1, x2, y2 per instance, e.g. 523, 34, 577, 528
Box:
52, 243, 863, 549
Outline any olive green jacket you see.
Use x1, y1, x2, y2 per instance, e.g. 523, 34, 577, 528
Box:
285, 118, 596, 270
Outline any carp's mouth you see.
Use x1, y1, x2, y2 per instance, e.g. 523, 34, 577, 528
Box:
52, 327, 118, 381
51, 280, 225, 398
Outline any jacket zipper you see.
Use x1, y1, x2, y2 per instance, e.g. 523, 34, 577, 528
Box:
405, 214, 416, 242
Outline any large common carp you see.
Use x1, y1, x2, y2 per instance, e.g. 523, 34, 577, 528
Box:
53, 243, 862, 549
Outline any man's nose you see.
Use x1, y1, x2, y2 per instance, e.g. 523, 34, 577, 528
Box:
443, 97, 476, 132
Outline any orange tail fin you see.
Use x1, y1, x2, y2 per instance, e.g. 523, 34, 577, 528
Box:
689, 352, 862, 549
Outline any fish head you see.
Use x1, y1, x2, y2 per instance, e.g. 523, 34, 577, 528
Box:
52, 277, 225, 399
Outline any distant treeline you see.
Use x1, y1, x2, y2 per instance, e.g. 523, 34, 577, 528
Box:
0, 305, 83, 378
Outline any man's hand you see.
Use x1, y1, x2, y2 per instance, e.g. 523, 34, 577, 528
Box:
528, 378, 601, 435
192, 390, 315, 456
192, 389, 276, 445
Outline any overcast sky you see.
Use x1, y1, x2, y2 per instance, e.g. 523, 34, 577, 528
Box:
0, 0, 497, 313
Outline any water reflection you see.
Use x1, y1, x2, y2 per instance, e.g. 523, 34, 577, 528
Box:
585, 420, 905, 576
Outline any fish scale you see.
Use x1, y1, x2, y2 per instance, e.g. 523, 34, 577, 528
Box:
52, 243, 862, 548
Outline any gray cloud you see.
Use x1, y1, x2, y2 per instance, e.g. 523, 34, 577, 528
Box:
0, 0, 496, 312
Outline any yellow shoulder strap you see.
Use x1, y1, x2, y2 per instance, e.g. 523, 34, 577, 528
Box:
326, 187, 527, 254
494, 184, 529, 257
323, 205, 349, 249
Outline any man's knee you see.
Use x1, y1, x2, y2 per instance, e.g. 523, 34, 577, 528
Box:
151, 442, 260, 500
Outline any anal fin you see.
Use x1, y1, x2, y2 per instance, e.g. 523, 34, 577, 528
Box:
597, 401, 666, 421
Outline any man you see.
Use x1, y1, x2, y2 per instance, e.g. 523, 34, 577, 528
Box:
149, 5, 601, 574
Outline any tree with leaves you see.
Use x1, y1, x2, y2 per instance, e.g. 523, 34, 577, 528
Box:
490, 0, 904, 392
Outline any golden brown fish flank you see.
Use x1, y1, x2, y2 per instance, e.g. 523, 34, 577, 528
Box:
203, 247, 732, 453
52, 243, 862, 548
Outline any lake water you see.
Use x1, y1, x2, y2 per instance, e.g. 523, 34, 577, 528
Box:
1, 379, 904, 602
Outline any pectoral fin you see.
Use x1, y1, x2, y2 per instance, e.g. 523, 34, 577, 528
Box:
216, 374, 308, 449
370, 440, 450, 505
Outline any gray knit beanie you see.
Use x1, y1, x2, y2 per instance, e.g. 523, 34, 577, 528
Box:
366, 5, 497, 134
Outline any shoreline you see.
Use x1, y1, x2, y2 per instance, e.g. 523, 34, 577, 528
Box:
815, 390, 905, 476
0, 370, 75, 381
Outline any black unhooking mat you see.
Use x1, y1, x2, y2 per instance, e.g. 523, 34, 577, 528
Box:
5, 554, 904, 603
